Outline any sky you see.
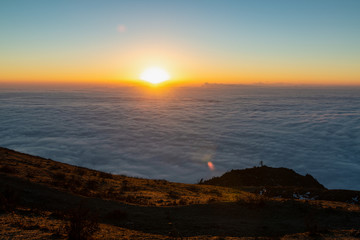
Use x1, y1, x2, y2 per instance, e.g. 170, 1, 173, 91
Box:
1, 0, 360, 86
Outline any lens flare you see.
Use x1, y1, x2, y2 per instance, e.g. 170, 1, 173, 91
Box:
207, 161, 215, 171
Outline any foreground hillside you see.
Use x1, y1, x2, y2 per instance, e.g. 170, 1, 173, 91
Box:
1, 147, 360, 239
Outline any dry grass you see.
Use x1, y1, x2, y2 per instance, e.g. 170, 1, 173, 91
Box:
1, 147, 360, 239
0, 147, 244, 207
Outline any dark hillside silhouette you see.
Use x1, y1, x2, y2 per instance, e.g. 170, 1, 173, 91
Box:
202, 166, 326, 189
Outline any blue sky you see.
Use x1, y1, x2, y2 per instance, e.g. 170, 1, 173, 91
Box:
1, 0, 360, 84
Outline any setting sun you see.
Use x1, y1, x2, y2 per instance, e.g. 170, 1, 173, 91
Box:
140, 67, 170, 84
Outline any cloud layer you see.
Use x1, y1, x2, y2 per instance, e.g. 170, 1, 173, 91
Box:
1, 86, 359, 190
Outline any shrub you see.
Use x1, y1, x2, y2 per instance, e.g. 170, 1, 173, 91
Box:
66, 175, 82, 191
0, 186, 20, 212
207, 198, 217, 204
178, 198, 188, 205
98, 171, 113, 179
305, 212, 319, 237
74, 167, 86, 176
350, 229, 360, 238
168, 191, 180, 199
49, 165, 60, 171
236, 194, 267, 208
86, 179, 99, 191
122, 194, 150, 205
208, 189, 222, 197
0, 165, 17, 174
104, 187, 115, 198
120, 180, 129, 193
52, 172, 66, 182
154, 179, 168, 185
186, 185, 200, 193
119, 180, 140, 193
26, 171, 34, 179
65, 204, 99, 240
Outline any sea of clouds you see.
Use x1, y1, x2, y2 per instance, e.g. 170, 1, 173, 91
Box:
0, 85, 359, 190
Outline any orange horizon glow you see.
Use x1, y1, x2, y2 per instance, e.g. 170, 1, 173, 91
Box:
1, 2, 360, 87
1, 40, 359, 87
1, 42, 359, 86
1, 59, 360, 87
2, 78, 360, 87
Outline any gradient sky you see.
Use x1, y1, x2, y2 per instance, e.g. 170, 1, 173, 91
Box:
1, 0, 360, 85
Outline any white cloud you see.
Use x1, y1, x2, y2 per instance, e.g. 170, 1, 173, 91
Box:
0, 86, 359, 190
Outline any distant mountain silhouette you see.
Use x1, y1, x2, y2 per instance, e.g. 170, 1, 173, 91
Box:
202, 166, 326, 189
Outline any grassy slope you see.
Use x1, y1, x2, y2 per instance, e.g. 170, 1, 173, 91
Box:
1, 147, 360, 239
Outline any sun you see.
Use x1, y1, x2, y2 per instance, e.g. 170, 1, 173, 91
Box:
140, 67, 170, 84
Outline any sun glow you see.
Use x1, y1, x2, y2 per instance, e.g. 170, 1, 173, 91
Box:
140, 67, 170, 84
